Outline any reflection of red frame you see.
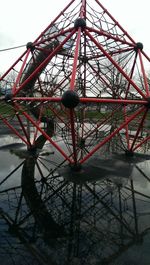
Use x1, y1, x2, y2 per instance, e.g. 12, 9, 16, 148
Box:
0, 0, 150, 166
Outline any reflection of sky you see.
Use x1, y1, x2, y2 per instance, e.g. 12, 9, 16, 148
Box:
0, 135, 23, 189
132, 163, 150, 197
0, 150, 22, 189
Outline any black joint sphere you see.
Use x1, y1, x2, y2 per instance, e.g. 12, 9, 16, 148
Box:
26, 42, 35, 51
61, 90, 80, 108
74, 18, 86, 29
134, 42, 143, 52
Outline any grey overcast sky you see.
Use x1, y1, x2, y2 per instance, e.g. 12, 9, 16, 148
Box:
0, 0, 150, 72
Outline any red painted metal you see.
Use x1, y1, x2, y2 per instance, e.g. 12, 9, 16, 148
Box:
13, 29, 75, 96
0, 114, 30, 146
86, 27, 134, 47
34, 0, 76, 43
15, 103, 73, 163
138, 50, 150, 97
80, 106, 145, 164
133, 134, 150, 152
130, 109, 148, 151
95, 0, 136, 44
125, 53, 137, 99
0, 50, 27, 81
12, 50, 31, 94
15, 112, 31, 146
70, 28, 82, 91
13, 97, 147, 105
80, 98, 147, 105
13, 97, 62, 102
85, 30, 147, 99
0, 0, 150, 169
84, 105, 121, 140
80, 0, 86, 18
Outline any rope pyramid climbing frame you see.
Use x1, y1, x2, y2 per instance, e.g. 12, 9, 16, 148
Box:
0, 0, 150, 170
0, 1, 150, 264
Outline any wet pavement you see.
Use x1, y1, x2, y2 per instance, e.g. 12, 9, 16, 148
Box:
0, 131, 150, 265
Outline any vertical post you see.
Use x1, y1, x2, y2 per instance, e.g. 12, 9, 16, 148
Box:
70, 28, 82, 91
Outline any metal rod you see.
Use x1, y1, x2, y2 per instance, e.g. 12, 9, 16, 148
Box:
13, 29, 76, 96
95, 0, 136, 44
125, 53, 137, 99
0, 114, 30, 146
86, 26, 134, 47
132, 134, 150, 152
70, 28, 82, 90
130, 108, 148, 151
33, 0, 76, 43
15, 111, 32, 146
80, 98, 146, 105
15, 104, 73, 163
0, 50, 27, 81
14, 97, 147, 105
85, 30, 146, 99
80, 106, 145, 164
138, 50, 150, 97
12, 49, 30, 93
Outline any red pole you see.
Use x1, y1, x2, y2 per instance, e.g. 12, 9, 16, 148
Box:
80, 0, 86, 18
13, 97, 62, 102
12, 50, 30, 94
70, 28, 82, 90
13, 97, 147, 105
0, 115, 30, 146
83, 105, 121, 140
88, 62, 122, 99
69, 25, 82, 162
141, 50, 150, 63
130, 109, 148, 151
95, 0, 136, 44
138, 50, 150, 97
87, 27, 134, 47
13, 29, 76, 96
15, 112, 32, 146
80, 106, 145, 164
85, 30, 146, 99
132, 134, 150, 152
15, 104, 73, 163
125, 53, 137, 99
0, 50, 27, 81
124, 54, 138, 149
80, 98, 146, 105
33, 0, 76, 43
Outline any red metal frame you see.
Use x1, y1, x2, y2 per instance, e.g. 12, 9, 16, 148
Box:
0, 0, 150, 167
80, 106, 146, 164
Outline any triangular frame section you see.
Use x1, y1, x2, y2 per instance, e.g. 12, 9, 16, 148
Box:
0, 0, 150, 166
